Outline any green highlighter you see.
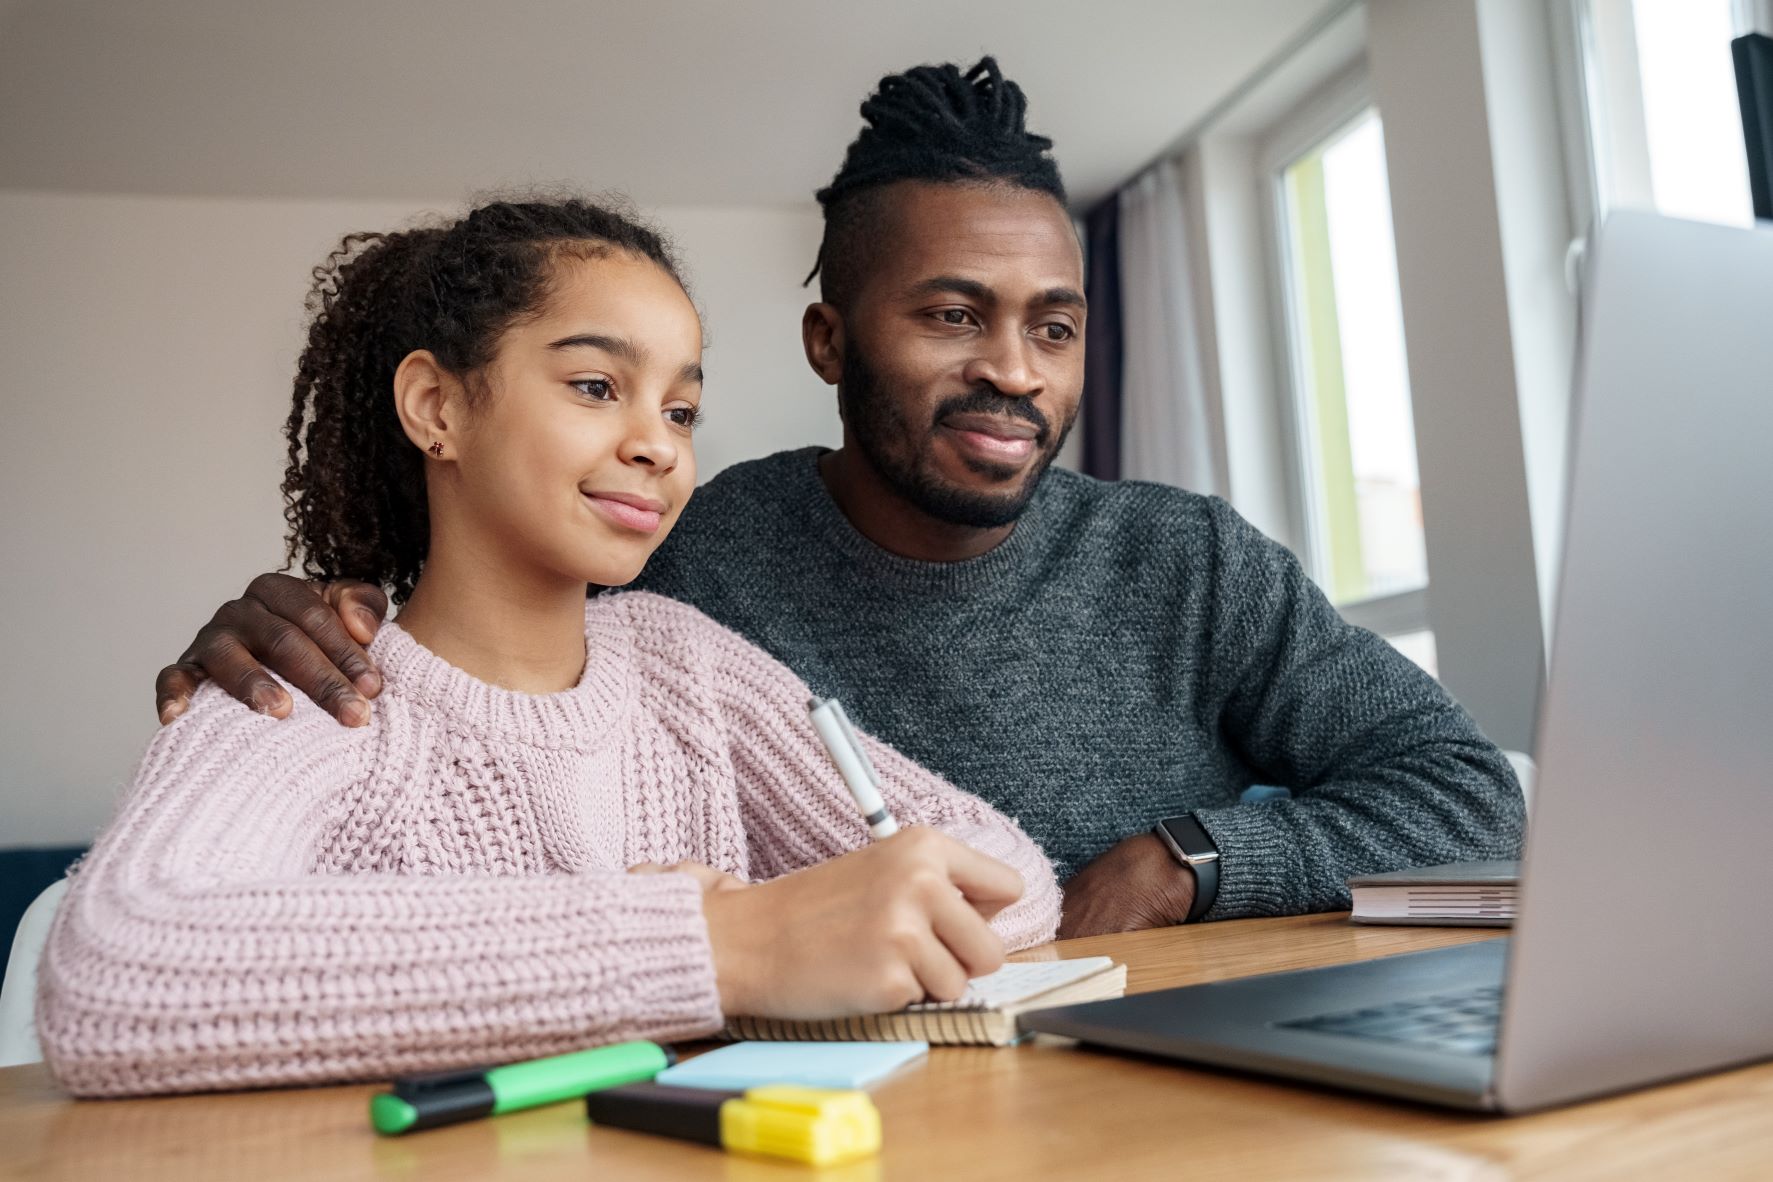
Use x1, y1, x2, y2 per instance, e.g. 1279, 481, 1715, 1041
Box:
371, 1041, 674, 1135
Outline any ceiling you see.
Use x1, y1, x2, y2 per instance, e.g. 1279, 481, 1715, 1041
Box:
0, 0, 1335, 209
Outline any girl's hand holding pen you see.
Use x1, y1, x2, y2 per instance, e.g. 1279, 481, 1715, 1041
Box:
702, 827, 1024, 1020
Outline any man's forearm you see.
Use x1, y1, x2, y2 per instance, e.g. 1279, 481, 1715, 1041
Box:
1201, 501, 1526, 921
1192, 736, 1523, 920
1056, 831, 1199, 939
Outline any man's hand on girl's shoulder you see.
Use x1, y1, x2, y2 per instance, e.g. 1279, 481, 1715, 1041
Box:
153, 573, 389, 729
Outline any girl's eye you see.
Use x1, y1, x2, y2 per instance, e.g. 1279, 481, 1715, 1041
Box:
1038, 323, 1075, 342
666, 406, 703, 430
570, 378, 615, 401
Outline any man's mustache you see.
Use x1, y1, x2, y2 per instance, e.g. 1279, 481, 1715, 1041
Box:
932, 387, 1051, 444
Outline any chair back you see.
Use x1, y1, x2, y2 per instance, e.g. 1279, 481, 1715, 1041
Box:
0, 878, 70, 1067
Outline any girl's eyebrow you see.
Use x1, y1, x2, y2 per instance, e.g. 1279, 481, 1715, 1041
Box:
546, 332, 646, 364
546, 332, 700, 383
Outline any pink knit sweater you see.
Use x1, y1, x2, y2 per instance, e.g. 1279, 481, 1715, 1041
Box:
38, 592, 1059, 1097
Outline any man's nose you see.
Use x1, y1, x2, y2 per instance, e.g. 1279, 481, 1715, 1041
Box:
963, 331, 1043, 398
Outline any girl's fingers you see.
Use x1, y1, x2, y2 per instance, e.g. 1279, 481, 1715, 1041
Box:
930, 886, 1008, 982
906, 927, 973, 1005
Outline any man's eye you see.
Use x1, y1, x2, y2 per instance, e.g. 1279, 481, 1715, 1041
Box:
570, 378, 615, 401
1038, 323, 1075, 342
935, 308, 973, 326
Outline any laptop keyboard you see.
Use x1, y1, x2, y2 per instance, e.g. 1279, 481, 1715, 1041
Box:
1279, 984, 1503, 1056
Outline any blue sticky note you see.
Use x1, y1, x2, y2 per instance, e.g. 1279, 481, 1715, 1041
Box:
655, 1041, 929, 1091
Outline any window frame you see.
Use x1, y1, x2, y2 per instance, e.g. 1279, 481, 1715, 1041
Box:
1554, 0, 1762, 236
1255, 65, 1432, 642
1550, 0, 1608, 236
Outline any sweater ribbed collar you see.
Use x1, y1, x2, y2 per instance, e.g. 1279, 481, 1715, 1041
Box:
789, 446, 1052, 596
370, 602, 634, 749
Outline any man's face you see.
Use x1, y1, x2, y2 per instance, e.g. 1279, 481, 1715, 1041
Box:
837, 182, 1086, 529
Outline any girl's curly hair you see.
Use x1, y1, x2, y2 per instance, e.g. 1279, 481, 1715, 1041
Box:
281, 196, 686, 605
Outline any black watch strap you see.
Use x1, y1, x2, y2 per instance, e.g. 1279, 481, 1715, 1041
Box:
1153, 815, 1220, 924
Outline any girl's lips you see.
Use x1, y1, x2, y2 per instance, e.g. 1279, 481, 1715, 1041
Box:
583, 492, 664, 534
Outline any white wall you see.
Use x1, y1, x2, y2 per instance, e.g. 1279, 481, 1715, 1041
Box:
660, 206, 839, 476
1367, 0, 1556, 753
1473, 0, 1580, 647
1184, 135, 1298, 552
0, 191, 832, 846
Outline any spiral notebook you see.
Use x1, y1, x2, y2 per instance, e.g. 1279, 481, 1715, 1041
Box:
721, 957, 1129, 1047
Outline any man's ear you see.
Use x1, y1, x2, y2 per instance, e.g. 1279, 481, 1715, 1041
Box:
392, 350, 462, 458
801, 303, 845, 386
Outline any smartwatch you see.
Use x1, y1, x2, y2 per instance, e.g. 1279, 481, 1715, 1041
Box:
1153, 814, 1220, 924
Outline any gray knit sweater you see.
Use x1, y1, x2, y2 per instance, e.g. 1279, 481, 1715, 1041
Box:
629, 447, 1524, 919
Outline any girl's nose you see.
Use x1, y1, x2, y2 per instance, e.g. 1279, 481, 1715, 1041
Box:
617, 407, 679, 474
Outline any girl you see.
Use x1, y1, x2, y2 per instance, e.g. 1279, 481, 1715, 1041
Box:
37, 197, 1060, 1097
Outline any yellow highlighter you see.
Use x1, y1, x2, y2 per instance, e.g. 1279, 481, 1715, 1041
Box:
585, 1081, 881, 1167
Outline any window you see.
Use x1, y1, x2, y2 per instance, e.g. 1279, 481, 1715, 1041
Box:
1571, 0, 1756, 227
1267, 98, 1435, 674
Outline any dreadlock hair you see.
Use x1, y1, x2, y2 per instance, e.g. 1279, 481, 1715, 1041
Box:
281, 195, 686, 606
805, 55, 1067, 307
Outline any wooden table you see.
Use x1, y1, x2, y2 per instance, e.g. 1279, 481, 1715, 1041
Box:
5, 914, 1771, 1181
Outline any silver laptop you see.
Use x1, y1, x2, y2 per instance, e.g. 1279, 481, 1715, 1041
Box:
1022, 211, 1773, 1113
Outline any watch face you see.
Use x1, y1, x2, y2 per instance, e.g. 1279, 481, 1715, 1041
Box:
1160, 817, 1216, 860
1154, 821, 1205, 866
1155, 819, 1220, 924
1155, 818, 1212, 854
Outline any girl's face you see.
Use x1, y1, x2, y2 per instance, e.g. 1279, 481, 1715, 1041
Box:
438, 250, 704, 589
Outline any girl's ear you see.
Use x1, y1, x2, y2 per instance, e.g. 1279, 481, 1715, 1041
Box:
392, 350, 461, 459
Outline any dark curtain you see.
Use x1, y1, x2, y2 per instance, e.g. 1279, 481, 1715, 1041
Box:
1, 845, 84, 949
1734, 32, 1773, 220
1081, 197, 1124, 481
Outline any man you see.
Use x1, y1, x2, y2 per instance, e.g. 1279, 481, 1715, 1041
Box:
154, 58, 1523, 937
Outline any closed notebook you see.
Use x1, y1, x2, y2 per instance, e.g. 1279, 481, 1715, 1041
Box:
721, 957, 1129, 1047
1348, 860, 1519, 926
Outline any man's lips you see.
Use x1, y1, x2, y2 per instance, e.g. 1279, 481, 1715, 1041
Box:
582, 490, 667, 533
940, 412, 1042, 464
941, 412, 1041, 440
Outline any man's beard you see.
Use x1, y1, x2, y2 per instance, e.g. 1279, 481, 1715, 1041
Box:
838, 347, 1075, 530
